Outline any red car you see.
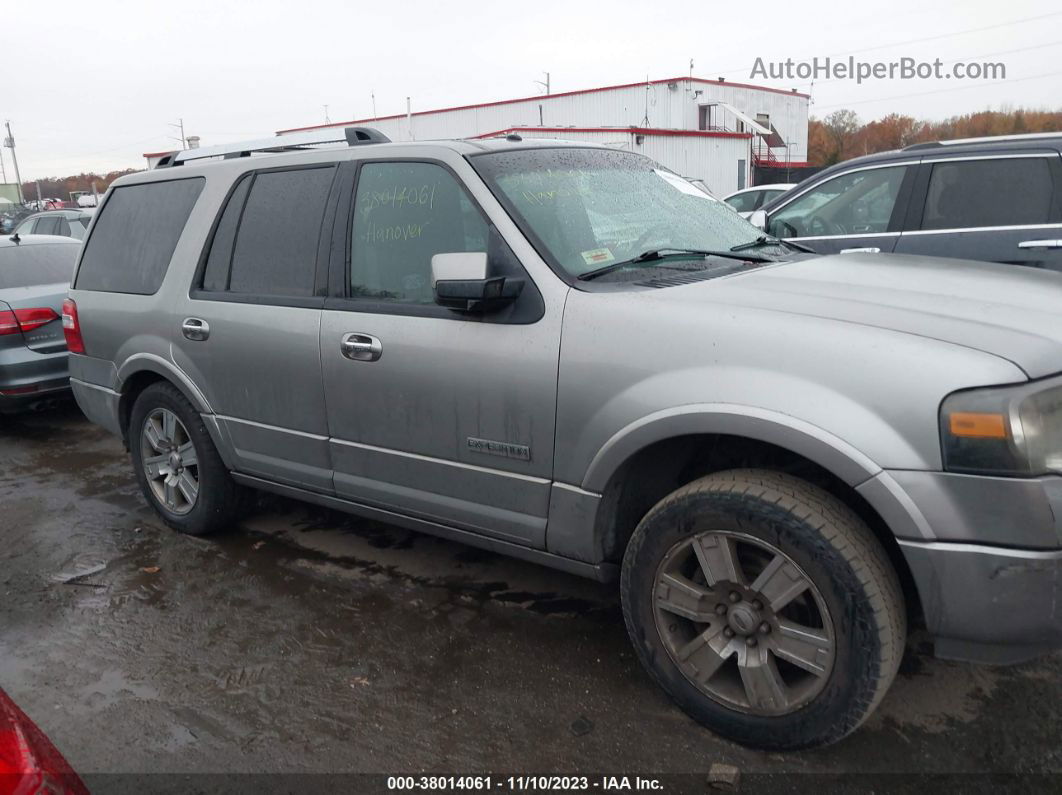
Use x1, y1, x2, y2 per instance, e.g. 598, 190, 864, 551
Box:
0, 689, 87, 794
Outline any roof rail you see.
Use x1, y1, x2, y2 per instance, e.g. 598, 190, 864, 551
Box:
903, 131, 1062, 151
156, 126, 390, 168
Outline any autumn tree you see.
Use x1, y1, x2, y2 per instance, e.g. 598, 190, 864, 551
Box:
20, 169, 139, 203
807, 107, 1062, 166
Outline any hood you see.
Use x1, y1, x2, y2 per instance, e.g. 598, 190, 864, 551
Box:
682, 252, 1062, 379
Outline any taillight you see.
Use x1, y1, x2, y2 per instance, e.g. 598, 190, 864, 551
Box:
0, 689, 89, 794
0, 308, 59, 336
0, 311, 18, 335
61, 298, 85, 354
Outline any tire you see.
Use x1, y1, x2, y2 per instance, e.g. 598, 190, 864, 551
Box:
129, 381, 245, 536
620, 468, 905, 750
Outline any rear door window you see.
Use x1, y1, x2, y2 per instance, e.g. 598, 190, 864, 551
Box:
725, 191, 761, 213
921, 157, 1058, 230
75, 178, 204, 294
34, 216, 60, 235
225, 167, 335, 297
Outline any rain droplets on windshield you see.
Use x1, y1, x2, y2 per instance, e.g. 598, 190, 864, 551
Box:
472, 147, 766, 278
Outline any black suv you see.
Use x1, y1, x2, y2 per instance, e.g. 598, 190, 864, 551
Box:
754, 132, 1062, 269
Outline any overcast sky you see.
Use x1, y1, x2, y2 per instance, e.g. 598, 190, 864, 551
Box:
5, 0, 1060, 179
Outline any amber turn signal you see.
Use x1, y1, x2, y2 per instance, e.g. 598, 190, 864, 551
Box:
948, 412, 1007, 439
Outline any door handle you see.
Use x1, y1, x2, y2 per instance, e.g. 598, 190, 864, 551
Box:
181, 318, 210, 341
1018, 239, 1062, 250
840, 247, 881, 254
340, 332, 382, 362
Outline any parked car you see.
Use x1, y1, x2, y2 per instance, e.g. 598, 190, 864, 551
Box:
752, 132, 1062, 267
68, 131, 1062, 750
0, 235, 79, 412
14, 209, 95, 241
723, 183, 796, 218
0, 688, 88, 793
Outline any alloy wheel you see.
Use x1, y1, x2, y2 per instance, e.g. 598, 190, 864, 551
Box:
140, 408, 200, 516
653, 530, 835, 716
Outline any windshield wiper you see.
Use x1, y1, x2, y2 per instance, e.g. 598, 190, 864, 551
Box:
731, 235, 815, 254
578, 248, 771, 281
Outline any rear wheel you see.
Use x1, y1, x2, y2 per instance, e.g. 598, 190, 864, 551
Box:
129, 382, 244, 535
620, 469, 905, 750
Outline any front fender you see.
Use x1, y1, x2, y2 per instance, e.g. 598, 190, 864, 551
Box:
545, 403, 937, 566
581, 403, 881, 492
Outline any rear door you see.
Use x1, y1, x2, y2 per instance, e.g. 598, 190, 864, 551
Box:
893, 152, 1062, 270
765, 163, 918, 255
171, 165, 341, 493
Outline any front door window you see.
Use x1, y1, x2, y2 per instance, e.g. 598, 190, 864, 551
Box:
769, 166, 906, 239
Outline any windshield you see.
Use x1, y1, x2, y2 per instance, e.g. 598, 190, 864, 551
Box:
472, 148, 769, 278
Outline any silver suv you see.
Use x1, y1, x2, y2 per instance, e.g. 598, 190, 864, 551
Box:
67, 129, 1062, 750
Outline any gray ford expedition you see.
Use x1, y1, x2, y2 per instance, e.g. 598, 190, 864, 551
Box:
66, 129, 1062, 750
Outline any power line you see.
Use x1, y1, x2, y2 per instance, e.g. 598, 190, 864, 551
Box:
789, 40, 1062, 90
711, 11, 1062, 79
813, 68, 1062, 111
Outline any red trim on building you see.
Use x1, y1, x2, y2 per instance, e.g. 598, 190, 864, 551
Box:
276, 77, 810, 135
756, 161, 811, 169
142, 150, 177, 158
472, 126, 753, 140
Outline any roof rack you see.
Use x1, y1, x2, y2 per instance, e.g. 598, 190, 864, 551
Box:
156, 126, 390, 168
903, 131, 1062, 151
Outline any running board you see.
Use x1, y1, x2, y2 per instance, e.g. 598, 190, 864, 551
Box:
230, 473, 619, 583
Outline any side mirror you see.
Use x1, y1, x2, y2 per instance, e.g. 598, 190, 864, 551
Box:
749, 209, 767, 230
431, 252, 524, 313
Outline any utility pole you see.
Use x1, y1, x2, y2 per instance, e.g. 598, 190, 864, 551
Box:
324, 105, 331, 124
534, 72, 550, 95
3, 121, 24, 204
0, 145, 7, 183
168, 118, 187, 149
371, 92, 377, 120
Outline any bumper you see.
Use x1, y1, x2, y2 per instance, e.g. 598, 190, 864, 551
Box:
69, 377, 122, 436
0, 346, 70, 413
899, 540, 1062, 664
878, 469, 1062, 664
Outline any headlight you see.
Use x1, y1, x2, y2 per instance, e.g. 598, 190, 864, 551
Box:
941, 379, 1062, 476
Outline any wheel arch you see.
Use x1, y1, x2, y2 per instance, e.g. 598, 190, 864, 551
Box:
113, 356, 232, 468
576, 407, 926, 627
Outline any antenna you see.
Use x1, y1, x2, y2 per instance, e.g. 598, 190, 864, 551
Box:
324, 105, 331, 123
371, 92, 377, 120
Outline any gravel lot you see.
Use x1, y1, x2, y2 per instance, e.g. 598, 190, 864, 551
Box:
2, 403, 1061, 793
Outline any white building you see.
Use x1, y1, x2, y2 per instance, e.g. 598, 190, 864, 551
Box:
276, 76, 810, 195
144, 77, 810, 195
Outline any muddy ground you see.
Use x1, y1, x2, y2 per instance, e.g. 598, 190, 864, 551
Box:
1, 403, 1060, 793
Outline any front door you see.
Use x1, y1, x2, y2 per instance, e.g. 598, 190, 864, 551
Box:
320, 158, 561, 548
766, 163, 916, 255
893, 153, 1062, 271
172, 164, 340, 492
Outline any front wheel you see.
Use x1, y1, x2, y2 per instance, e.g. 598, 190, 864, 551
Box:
620, 469, 905, 750
129, 382, 245, 536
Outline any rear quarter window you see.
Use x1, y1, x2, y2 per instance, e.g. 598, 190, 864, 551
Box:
75, 177, 204, 294
0, 244, 79, 288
